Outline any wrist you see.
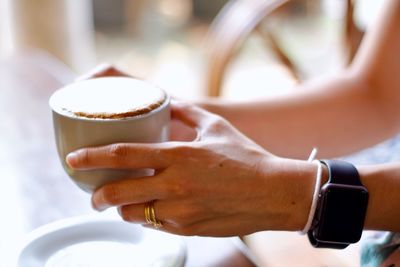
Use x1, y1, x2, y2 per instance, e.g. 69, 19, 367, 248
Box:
269, 158, 328, 231
354, 163, 400, 232
357, 164, 394, 231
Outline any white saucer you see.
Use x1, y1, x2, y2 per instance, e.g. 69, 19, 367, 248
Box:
17, 213, 186, 267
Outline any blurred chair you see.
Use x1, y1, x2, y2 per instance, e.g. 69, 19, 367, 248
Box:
205, 0, 364, 97
192, 0, 228, 20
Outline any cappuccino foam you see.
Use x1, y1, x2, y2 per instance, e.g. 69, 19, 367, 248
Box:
50, 78, 166, 119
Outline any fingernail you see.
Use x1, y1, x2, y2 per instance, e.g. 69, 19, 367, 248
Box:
95, 205, 107, 212
93, 206, 107, 212
117, 206, 123, 216
66, 152, 78, 168
91, 198, 107, 212
91, 190, 111, 212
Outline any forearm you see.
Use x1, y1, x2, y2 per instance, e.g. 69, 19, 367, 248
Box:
200, 73, 396, 159
359, 162, 400, 232
198, 0, 400, 159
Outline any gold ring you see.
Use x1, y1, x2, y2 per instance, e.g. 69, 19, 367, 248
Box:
144, 201, 163, 228
144, 203, 152, 224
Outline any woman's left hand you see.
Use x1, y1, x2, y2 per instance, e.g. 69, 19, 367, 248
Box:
66, 102, 316, 236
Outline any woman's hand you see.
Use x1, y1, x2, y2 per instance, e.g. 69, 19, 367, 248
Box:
66, 102, 317, 236
75, 63, 132, 81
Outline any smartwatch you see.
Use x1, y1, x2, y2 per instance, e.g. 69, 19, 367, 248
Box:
307, 160, 369, 249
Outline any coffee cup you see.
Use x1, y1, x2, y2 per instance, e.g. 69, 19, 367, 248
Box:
49, 77, 170, 193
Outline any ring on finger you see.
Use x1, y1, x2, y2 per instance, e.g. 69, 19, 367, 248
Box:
144, 201, 163, 228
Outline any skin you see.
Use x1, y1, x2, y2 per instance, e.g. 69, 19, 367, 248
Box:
67, 103, 318, 236
200, 0, 400, 159
67, 0, 400, 239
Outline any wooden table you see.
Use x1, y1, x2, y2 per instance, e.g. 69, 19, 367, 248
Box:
0, 51, 253, 267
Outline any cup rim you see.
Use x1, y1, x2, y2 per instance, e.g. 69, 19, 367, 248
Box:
49, 80, 170, 122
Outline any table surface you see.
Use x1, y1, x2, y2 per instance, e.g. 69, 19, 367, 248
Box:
0, 51, 253, 267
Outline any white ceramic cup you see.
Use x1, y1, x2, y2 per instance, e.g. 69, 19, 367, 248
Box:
49, 77, 170, 193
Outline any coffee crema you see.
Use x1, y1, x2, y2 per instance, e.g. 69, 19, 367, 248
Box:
49, 77, 166, 119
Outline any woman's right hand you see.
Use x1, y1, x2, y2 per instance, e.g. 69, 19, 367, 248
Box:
67, 102, 318, 236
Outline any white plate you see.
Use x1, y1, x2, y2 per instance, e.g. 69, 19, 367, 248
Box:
17, 213, 186, 267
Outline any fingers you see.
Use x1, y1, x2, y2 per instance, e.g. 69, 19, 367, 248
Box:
66, 143, 172, 170
165, 215, 253, 237
117, 201, 167, 224
75, 63, 133, 81
66, 103, 221, 170
171, 101, 218, 129
117, 200, 201, 229
117, 202, 187, 234
118, 201, 244, 237
169, 119, 198, 141
92, 175, 170, 211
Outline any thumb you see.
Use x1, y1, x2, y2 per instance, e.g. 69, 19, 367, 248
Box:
170, 100, 216, 129
75, 63, 133, 81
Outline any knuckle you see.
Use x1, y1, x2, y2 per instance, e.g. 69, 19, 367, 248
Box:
108, 144, 129, 164
180, 176, 198, 194
109, 143, 128, 157
172, 205, 198, 226
164, 144, 191, 158
207, 116, 227, 132
99, 184, 120, 206
76, 149, 90, 165
105, 65, 118, 73
165, 180, 188, 197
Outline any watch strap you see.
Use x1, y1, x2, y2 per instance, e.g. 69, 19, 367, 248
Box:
308, 159, 366, 249
320, 159, 361, 186
307, 231, 349, 249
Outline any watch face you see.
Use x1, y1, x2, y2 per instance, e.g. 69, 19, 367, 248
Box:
315, 184, 369, 243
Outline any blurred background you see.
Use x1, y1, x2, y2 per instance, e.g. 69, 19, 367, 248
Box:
0, 0, 383, 100
0, 1, 388, 266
